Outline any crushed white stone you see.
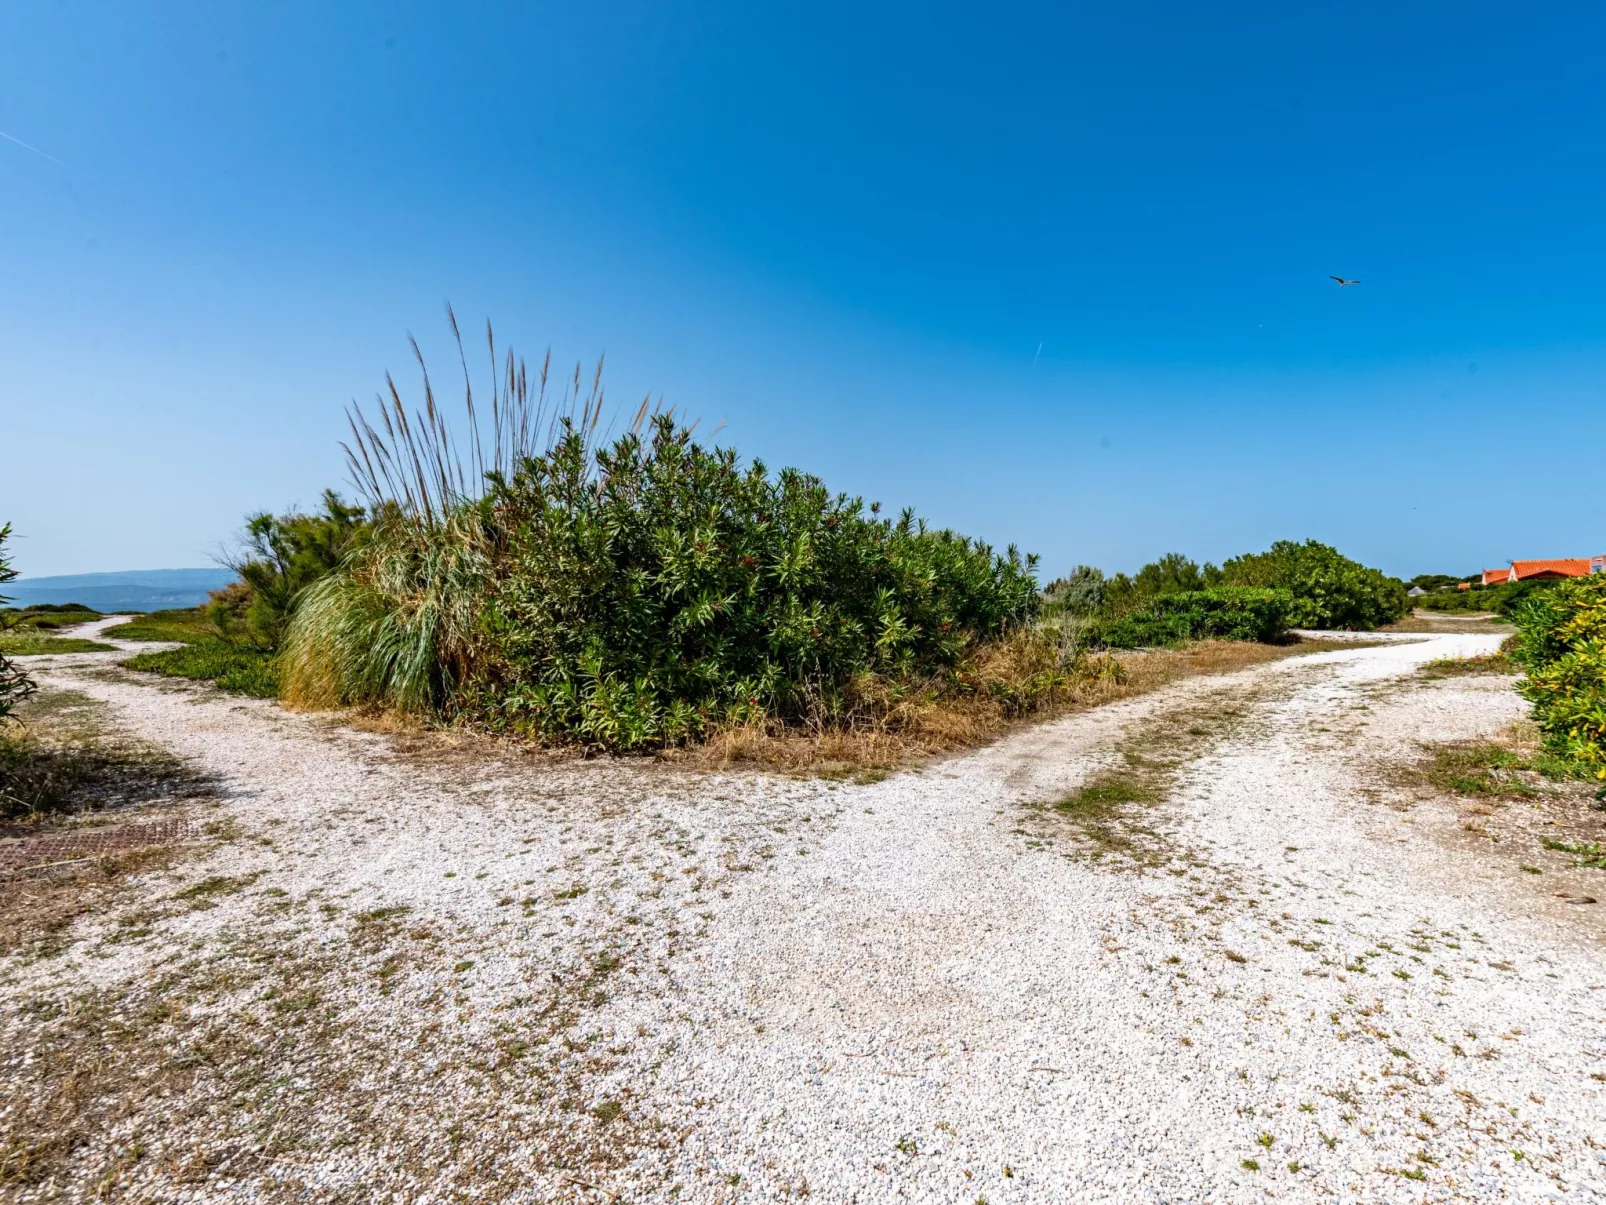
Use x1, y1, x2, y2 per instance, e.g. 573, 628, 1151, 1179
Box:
4, 622, 1603, 1203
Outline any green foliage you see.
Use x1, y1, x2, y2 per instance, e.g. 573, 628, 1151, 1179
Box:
1406, 573, 1468, 593
286, 417, 1041, 749
1510, 575, 1606, 779
214, 490, 368, 648
113, 608, 216, 643
1218, 540, 1408, 630
481, 418, 1038, 747
1041, 565, 1107, 616
0, 524, 34, 722
4, 603, 101, 631
1420, 578, 1556, 616
1089, 587, 1293, 649
122, 641, 280, 698
1104, 552, 1215, 612
0, 632, 116, 655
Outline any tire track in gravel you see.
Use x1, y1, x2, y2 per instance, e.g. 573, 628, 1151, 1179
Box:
645, 632, 1606, 1203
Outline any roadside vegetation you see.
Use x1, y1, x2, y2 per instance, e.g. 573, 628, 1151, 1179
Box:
1042, 540, 1409, 651
72, 318, 1407, 760
1508, 575, 1606, 781
0, 526, 35, 722
1420, 578, 1561, 616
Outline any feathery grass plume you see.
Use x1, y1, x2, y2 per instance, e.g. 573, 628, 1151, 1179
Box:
340, 305, 643, 528
285, 308, 648, 715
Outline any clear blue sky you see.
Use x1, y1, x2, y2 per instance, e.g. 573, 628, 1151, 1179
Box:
3, 1, 1603, 581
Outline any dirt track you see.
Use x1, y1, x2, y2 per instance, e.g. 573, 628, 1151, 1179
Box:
2, 624, 1603, 1202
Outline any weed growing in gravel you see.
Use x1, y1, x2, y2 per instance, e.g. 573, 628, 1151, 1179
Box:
1418, 652, 1518, 678
1540, 840, 1606, 869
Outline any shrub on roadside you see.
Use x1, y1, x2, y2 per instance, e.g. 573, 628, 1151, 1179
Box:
1420, 578, 1555, 616
1087, 587, 1293, 649
1509, 575, 1606, 779
0, 525, 34, 723
279, 321, 1046, 750
1217, 540, 1408, 630
288, 416, 1043, 749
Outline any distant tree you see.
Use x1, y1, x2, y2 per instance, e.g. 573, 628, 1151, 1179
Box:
211, 491, 369, 649
1407, 573, 1464, 593
1043, 565, 1108, 615
0, 524, 36, 721
1104, 552, 1217, 613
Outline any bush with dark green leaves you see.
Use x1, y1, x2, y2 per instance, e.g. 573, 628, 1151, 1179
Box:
1420, 578, 1555, 616
1510, 575, 1606, 780
1218, 540, 1408, 630
1088, 587, 1293, 649
0, 525, 34, 723
285, 417, 1042, 750
484, 418, 1040, 746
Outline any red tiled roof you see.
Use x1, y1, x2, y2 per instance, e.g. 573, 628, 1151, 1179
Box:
1511, 558, 1592, 580
1481, 568, 1511, 585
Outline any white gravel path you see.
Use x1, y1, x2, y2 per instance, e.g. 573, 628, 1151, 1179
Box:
4, 625, 1603, 1203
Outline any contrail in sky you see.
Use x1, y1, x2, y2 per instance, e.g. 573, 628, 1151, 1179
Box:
0, 128, 74, 171
1033, 342, 1043, 366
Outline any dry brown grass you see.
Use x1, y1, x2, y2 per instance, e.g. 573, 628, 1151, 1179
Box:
685, 635, 1357, 776
1384, 611, 1516, 635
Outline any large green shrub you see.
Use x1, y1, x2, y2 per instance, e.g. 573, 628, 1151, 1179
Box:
284, 413, 1042, 750
0, 525, 35, 723
1510, 575, 1606, 779
1218, 540, 1408, 630
1090, 587, 1293, 649
474, 418, 1038, 747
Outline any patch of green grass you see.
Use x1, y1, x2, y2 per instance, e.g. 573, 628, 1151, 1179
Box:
174, 873, 261, 902
0, 633, 116, 655
111, 608, 215, 643
1419, 653, 1517, 678
122, 641, 278, 698
1054, 776, 1156, 823
1541, 840, 1606, 869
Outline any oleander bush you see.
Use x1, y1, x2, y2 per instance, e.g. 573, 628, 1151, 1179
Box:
1088, 587, 1293, 649
1217, 539, 1408, 630
1510, 575, 1606, 779
281, 317, 1048, 750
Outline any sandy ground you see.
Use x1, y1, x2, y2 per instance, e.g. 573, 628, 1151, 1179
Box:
1, 621, 1602, 1203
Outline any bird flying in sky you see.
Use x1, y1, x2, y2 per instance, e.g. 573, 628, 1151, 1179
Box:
1329, 276, 1360, 287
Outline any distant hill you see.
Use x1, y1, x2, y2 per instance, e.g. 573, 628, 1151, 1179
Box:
4, 568, 238, 613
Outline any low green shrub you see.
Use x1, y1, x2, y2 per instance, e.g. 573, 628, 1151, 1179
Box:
1421, 579, 1555, 616
1510, 575, 1606, 779
114, 608, 217, 643
1088, 587, 1293, 649
122, 641, 279, 698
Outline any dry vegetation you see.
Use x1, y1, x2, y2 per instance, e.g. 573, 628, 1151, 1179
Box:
682, 635, 1361, 778
1390, 720, 1604, 903
1383, 611, 1515, 635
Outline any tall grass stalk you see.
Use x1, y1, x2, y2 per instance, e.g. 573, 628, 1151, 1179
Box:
341, 305, 649, 529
